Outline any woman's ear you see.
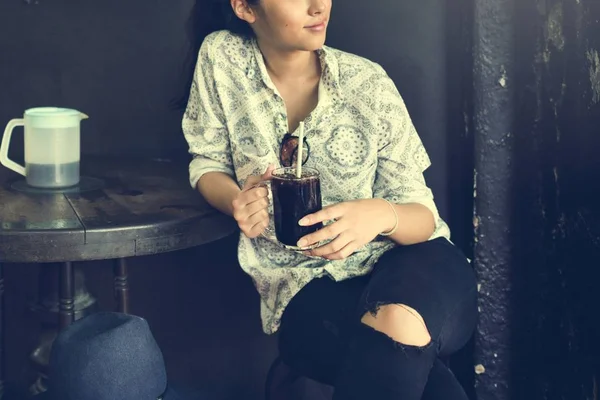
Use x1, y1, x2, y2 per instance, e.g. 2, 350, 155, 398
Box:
230, 0, 257, 24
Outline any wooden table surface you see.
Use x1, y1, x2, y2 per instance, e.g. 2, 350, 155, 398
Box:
0, 156, 238, 263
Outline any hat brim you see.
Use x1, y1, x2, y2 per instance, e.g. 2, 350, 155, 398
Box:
34, 384, 205, 400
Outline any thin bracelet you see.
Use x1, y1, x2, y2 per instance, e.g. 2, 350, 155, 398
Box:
379, 198, 399, 236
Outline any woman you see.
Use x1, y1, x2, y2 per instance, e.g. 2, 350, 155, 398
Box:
180, 1, 478, 399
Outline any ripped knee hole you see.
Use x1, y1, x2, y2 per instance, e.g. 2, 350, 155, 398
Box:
361, 304, 432, 347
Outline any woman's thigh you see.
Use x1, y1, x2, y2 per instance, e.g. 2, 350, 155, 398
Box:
278, 274, 368, 385
357, 237, 478, 356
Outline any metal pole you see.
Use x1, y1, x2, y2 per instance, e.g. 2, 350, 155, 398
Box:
472, 0, 515, 398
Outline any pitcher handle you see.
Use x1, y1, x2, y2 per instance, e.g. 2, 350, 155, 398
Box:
0, 118, 26, 176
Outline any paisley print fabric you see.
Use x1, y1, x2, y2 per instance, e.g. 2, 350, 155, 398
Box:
182, 30, 450, 334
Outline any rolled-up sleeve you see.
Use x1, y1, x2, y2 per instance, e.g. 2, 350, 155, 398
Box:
182, 38, 235, 189
371, 68, 441, 230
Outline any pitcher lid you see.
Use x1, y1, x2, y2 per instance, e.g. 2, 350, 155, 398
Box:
25, 107, 88, 129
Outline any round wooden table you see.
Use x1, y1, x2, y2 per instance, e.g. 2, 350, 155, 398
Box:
0, 156, 238, 398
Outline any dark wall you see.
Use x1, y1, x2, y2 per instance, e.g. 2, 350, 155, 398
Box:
327, 0, 451, 220
0, 0, 193, 158
511, 0, 600, 398
472, 0, 600, 398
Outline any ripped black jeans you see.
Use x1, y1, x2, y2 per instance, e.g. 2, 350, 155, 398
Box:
278, 238, 478, 400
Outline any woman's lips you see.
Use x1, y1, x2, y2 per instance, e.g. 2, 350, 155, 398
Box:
306, 22, 327, 31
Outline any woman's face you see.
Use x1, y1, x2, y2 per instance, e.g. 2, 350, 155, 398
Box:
233, 0, 332, 52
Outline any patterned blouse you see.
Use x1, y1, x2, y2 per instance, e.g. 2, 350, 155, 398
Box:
182, 30, 451, 334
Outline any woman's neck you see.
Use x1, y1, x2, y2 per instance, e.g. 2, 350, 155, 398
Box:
256, 40, 321, 82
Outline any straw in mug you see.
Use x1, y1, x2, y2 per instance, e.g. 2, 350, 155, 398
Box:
296, 122, 304, 178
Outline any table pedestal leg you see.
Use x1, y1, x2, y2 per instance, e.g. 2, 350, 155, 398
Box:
28, 263, 97, 396
58, 262, 74, 329
113, 259, 130, 314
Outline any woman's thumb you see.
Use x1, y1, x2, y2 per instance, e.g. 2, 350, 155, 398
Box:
261, 164, 276, 180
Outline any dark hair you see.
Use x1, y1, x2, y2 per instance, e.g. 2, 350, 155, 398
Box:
172, 0, 259, 110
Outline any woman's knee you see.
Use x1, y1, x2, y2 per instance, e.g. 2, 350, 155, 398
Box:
361, 304, 432, 347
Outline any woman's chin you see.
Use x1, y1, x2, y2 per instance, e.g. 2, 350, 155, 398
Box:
301, 35, 328, 51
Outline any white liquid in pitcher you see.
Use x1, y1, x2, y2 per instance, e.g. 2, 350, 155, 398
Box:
25, 126, 80, 188
26, 162, 79, 188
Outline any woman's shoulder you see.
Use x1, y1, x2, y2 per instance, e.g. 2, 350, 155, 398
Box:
201, 30, 249, 51
197, 30, 255, 73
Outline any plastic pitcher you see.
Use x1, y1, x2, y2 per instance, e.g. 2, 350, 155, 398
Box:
0, 107, 88, 188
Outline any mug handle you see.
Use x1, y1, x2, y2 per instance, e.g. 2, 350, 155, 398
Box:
248, 181, 278, 242
0, 118, 26, 176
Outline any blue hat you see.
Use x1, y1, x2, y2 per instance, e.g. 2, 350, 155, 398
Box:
37, 312, 189, 400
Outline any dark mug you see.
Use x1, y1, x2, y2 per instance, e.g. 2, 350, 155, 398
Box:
256, 167, 323, 251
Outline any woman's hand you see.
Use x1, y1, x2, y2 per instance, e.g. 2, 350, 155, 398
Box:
232, 165, 275, 239
297, 199, 395, 260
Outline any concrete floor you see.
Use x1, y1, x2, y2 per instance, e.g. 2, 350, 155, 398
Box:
4, 234, 278, 400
